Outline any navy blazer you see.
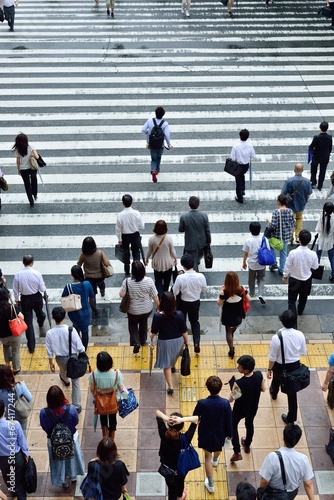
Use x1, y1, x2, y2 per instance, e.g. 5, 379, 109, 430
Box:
193, 395, 233, 452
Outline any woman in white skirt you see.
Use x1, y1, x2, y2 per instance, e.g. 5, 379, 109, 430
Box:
150, 292, 188, 395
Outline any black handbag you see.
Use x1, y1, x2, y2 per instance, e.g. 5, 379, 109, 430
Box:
66, 327, 90, 379
119, 279, 130, 313
37, 154, 46, 168
325, 428, 334, 465
310, 234, 324, 280
25, 456, 37, 494
115, 243, 128, 264
204, 245, 213, 269
257, 451, 289, 500
277, 331, 310, 395
0, 8, 4, 23
224, 158, 242, 177
158, 463, 176, 483
264, 226, 274, 239
172, 265, 179, 283
180, 346, 191, 376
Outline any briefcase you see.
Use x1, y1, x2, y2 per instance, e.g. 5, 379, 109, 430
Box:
224, 158, 242, 177
318, 6, 331, 17
311, 265, 324, 280
115, 244, 128, 264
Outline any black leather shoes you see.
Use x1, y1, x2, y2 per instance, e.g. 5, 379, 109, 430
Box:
194, 344, 200, 353
281, 413, 289, 425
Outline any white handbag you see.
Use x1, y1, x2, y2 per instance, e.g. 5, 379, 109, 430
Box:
61, 284, 82, 312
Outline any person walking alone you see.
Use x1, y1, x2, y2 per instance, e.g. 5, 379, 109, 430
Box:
2, 0, 19, 31
230, 129, 257, 204
12, 133, 40, 207
315, 201, 334, 282
142, 107, 172, 183
309, 121, 332, 190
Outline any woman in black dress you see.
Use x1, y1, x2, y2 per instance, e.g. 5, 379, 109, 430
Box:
150, 292, 188, 395
156, 409, 198, 500
217, 271, 250, 359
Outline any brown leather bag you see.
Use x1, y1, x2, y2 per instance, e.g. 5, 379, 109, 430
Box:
93, 370, 118, 415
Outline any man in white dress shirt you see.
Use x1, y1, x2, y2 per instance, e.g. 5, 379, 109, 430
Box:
13, 254, 46, 353
230, 128, 257, 204
1, 0, 19, 31
173, 254, 207, 353
259, 424, 314, 499
46, 307, 85, 412
283, 229, 318, 322
116, 194, 144, 275
267, 310, 307, 424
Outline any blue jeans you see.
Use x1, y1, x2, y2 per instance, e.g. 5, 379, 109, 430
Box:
317, 246, 334, 277
150, 148, 164, 172
270, 241, 288, 273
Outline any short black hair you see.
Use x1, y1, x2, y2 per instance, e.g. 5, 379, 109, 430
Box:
249, 221, 261, 236
320, 121, 329, 132
299, 229, 311, 246
71, 265, 84, 282
122, 194, 133, 207
23, 255, 34, 266
239, 129, 249, 141
277, 193, 289, 206
237, 355, 255, 373
279, 309, 296, 329
96, 351, 113, 372
283, 423, 302, 448
155, 107, 165, 119
189, 196, 200, 209
52, 306, 66, 323
181, 254, 194, 270
236, 481, 256, 500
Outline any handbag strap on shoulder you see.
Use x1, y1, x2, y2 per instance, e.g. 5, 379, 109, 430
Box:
275, 450, 287, 489
277, 330, 286, 368
113, 369, 118, 390
279, 210, 282, 240
67, 283, 73, 295
68, 326, 73, 357
152, 234, 166, 259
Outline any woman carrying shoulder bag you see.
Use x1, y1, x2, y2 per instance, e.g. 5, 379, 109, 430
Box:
0, 287, 23, 375
315, 201, 334, 282
12, 133, 40, 208
0, 365, 32, 436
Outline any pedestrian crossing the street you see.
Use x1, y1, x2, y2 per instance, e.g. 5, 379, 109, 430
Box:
1, 0, 334, 320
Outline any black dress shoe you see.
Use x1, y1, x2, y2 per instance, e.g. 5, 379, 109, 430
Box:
235, 196, 243, 204
281, 413, 289, 425
59, 374, 70, 387
269, 386, 277, 400
28, 348, 35, 354
133, 344, 140, 354
194, 344, 200, 353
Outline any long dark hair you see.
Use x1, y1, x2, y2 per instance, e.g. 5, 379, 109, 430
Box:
71, 265, 84, 282
0, 365, 15, 390
159, 292, 176, 317
46, 386, 69, 416
12, 133, 29, 157
97, 437, 119, 464
321, 202, 334, 236
0, 287, 10, 315
82, 236, 97, 256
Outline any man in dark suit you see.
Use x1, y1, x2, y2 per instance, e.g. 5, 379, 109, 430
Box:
179, 196, 211, 271
309, 121, 332, 190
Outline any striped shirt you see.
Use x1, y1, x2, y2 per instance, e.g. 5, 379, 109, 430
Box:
121, 277, 158, 315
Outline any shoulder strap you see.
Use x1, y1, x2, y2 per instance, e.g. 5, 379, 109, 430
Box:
279, 210, 282, 240
152, 234, 166, 259
68, 326, 73, 357
63, 404, 70, 422
180, 432, 188, 449
153, 118, 157, 127
45, 407, 57, 425
275, 451, 287, 489
113, 369, 118, 390
277, 330, 286, 368
292, 178, 304, 196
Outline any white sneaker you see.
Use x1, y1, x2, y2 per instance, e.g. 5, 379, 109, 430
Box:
211, 454, 220, 467
204, 478, 214, 493
181, 7, 185, 13
185, 10, 190, 16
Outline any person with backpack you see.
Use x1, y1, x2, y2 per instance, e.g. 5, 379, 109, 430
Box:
39, 385, 85, 488
142, 106, 172, 183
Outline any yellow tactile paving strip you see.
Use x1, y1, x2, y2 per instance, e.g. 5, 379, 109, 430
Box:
1, 340, 332, 500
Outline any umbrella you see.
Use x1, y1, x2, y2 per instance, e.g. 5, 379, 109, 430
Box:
43, 292, 52, 328
249, 160, 253, 188
37, 169, 44, 186
307, 148, 312, 164
149, 340, 155, 376
139, 238, 145, 265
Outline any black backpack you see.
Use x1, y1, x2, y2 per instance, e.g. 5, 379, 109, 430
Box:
149, 119, 165, 149
46, 405, 74, 461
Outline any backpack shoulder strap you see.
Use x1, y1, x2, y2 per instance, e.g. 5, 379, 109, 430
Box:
61, 404, 71, 423
45, 407, 57, 425
159, 119, 164, 128
275, 451, 287, 489
153, 118, 157, 127
113, 369, 118, 390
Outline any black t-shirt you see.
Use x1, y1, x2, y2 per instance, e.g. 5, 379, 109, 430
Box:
157, 417, 197, 470
87, 459, 129, 500
151, 311, 187, 340
233, 371, 263, 418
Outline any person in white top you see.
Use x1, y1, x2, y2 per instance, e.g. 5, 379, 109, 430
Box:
315, 201, 334, 282
267, 310, 307, 424
259, 424, 315, 500
116, 194, 144, 275
13, 254, 46, 353
242, 221, 266, 304
173, 254, 207, 354
2, 0, 19, 31
46, 306, 85, 412
230, 129, 257, 204
283, 229, 318, 322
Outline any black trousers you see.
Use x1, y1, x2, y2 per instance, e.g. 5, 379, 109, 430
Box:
20, 168, 37, 205
235, 163, 249, 201
20, 291, 45, 351
122, 232, 141, 270
4, 4, 15, 29
270, 360, 300, 422
165, 474, 186, 500
310, 158, 329, 189
288, 276, 312, 324
154, 268, 173, 299
127, 311, 151, 346
0, 450, 27, 500
179, 299, 201, 346
232, 411, 256, 453
330, 2, 334, 26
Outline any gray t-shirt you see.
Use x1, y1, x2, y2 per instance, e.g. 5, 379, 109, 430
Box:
15, 144, 33, 170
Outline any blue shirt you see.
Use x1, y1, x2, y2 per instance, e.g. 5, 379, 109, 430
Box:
328, 353, 334, 368
62, 281, 94, 332
282, 174, 312, 212
39, 404, 79, 437
0, 417, 29, 457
